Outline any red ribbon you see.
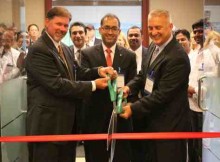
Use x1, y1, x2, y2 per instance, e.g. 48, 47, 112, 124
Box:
0, 132, 220, 143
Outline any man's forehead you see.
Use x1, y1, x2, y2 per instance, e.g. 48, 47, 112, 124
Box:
71, 26, 84, 31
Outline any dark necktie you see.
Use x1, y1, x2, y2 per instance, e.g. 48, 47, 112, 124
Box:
106, 48, 112, 67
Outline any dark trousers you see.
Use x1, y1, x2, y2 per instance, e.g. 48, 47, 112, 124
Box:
131, 117, 148, 162
84, 140, 132, 162
28, 141, 76, 162
146, 139, 187, 162
188, 110, 203, 162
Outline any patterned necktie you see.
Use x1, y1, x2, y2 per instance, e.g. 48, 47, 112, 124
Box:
58, 45, 72, 80
106, 48, 112, 67
150, 47, 159, 65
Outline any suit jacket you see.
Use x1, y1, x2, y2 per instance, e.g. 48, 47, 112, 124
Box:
80, 43, 137, 133
25, 32, 100, 136
128, 37, 191, 132
94, 38, 102, 45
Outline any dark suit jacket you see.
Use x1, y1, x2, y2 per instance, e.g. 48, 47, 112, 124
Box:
94, 38, 102, 45
128, 37, 191, 132
25, 32, 100, 136
80, 43, 137, 133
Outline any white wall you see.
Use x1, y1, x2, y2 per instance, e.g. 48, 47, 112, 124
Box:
61, 5, 141, 45
150, 0, 204, 32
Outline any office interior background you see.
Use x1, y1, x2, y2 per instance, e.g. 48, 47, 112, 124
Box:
0, 0, 220, 46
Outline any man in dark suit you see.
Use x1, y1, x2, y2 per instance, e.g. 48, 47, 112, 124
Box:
127, 25, 148, 162
81, 13, 137, 162
25, 7, 116, 162
121, 9, 191, 162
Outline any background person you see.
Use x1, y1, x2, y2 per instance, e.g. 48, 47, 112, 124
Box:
27, 23, 40, 45
85, 24, 102, 46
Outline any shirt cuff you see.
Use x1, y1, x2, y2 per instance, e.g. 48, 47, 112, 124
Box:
91, 81, 96, 91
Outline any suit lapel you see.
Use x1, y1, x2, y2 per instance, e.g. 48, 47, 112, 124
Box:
42, 33, 73, 80
112, 45, 123, 70
62, 45, 74, 81
97, 44, 109, 66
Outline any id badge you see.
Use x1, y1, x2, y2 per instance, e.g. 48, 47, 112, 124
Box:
144, 77, 154, 93
117, 74, 125, 88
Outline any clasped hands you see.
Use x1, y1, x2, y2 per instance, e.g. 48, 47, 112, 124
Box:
94, 67, 117, 89
95, 67, 132, 119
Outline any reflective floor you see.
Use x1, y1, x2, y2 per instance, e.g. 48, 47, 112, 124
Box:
76, 157, 85, 162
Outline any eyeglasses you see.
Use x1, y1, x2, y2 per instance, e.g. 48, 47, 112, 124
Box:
102, 26, 119, 33
71, 31, 84, 35
128, 34, 140, 38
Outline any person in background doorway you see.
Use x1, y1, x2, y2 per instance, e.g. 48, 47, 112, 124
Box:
86, 24, 102, 46
27, 23, 40, 45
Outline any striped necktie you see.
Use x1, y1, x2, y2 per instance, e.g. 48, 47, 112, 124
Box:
58, 45, 73, 80
150, 47, 159, 65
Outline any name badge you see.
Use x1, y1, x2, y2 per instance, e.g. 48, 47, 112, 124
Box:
117, 74, 125, 88
144, 77, 154, 93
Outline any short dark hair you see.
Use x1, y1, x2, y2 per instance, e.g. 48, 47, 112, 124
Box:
192, 19, 204, 30
27, 24, 39, 32
46, 7, 72, 22
127, 25, 142, 35
69, 21, 87, 35
16, 31, 28, 41
174, 29, 190, 40
100, 13, 121, 28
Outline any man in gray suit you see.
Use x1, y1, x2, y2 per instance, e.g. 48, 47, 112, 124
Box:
81, 13, 137, 162
121, 9, 191, 162
25, 7, 116, 162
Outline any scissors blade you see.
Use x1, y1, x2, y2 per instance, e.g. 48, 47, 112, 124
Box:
109, 102, 117, 162
109, 112, 117, 162
107, 109, 114, 151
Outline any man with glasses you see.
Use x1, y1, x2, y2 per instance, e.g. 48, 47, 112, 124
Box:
81, 13, 137, 162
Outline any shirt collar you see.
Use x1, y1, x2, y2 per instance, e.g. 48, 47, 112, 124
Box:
73, 44, 86, 53
46, 31, 60, 49
135, 45, 142, 55
156, 34, 173, 53
102, 43, 116, 54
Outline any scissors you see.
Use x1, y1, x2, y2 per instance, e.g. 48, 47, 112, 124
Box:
107, 79, 125, 162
